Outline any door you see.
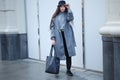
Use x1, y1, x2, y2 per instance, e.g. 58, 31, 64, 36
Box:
39, 0, 83, 68
26, 0, 40, 60
84, 0, 105, 71
26, 0, 105, 71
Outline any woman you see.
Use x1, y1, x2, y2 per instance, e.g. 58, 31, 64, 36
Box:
50, 0, 76, 76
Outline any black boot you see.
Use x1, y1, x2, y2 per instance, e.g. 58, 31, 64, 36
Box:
66, 57, 73, 76
66, 70, 73, 76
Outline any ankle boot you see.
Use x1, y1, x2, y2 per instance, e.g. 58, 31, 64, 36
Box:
66, 70, 73, 76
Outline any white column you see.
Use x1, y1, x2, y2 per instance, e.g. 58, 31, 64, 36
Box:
0, 0, 26, 34
100, 0, 120, 37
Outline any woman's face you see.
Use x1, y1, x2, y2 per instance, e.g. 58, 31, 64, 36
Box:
60, 5, 66, 12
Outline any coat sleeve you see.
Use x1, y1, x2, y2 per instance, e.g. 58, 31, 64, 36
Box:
50, 19, 56, 40
66, 9, 74, 22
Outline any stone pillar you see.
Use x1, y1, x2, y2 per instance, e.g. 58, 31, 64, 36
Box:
0, 34, 28, 60
102, 37, 114, 80
113, 38, 120, 80
99, 0, 120, 80
0, 36, 2, 60
0, 0, 28, 60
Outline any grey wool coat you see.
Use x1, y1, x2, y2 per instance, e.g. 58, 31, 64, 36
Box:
50, 9, 76, 60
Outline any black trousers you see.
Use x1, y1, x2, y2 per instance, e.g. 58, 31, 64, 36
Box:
61, 30, 72, 71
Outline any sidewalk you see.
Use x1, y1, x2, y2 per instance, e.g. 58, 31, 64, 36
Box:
0, 59, 103, 80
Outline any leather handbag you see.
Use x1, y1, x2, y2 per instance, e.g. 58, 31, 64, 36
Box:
45, 45, 60, 74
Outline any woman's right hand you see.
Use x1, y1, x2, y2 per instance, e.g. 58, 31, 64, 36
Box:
52, 40, 56, 46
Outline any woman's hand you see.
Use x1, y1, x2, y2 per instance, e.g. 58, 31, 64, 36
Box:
65, 4, 70, 9
52, 40, 56, 46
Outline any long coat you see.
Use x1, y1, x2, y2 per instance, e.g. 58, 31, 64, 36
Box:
50, 10, 76, 60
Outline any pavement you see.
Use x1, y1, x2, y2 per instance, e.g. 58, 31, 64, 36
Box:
0, 59, 103, 80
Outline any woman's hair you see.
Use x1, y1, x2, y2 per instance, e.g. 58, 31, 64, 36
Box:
50, 6, 68, 29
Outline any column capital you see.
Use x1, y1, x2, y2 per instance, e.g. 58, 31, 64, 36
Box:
100, 0, 120, 37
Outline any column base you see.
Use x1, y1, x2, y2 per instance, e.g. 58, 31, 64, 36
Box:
102, 36, 120, 80
0, 34, 28, 60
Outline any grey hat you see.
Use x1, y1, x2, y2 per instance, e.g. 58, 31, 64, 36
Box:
58, 0, 66, 7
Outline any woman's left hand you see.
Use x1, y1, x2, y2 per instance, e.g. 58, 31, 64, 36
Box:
65, 4, 70, 9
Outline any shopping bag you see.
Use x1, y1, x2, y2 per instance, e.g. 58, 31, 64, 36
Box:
45, 45, 60, 74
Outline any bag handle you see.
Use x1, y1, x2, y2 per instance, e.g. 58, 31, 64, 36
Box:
50, 45, 54, 56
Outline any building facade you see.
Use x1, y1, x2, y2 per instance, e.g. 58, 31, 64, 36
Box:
0, 0, 106, 72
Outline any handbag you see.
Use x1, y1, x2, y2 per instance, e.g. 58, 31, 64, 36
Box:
45, 45, 60, 74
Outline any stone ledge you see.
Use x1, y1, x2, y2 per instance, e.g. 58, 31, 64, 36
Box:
100, 26, 120, 37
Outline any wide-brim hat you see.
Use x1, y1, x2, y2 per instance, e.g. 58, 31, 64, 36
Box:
57, 0, 66, 7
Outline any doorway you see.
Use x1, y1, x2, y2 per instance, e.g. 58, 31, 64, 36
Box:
26, 0, 105, 71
